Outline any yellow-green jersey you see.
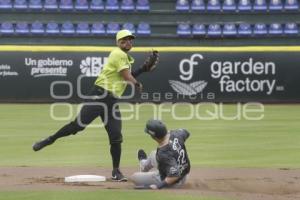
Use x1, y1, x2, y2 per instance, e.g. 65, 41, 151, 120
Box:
95, 48, 134, 97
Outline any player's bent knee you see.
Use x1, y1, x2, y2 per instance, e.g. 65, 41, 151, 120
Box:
129, 172, 139, 185
130, 172, 144, 185
130, 172, 161, 186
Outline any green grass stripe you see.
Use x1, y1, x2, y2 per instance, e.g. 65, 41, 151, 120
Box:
0, 191, 229, 200
0, 104, 299, 168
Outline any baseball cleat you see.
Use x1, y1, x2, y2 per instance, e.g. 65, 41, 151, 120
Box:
137, 149, 147, 161
32, 137, 54, 151
111, 168, 127, 182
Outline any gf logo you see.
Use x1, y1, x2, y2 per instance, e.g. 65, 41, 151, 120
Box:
179, 54, 203, 81
169, 53, 207, 96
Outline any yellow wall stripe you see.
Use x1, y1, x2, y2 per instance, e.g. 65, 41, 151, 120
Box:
1, 45, 300, 52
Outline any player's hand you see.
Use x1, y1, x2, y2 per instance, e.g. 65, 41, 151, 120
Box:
135, 82, 143, 93
149, 184, 158, 190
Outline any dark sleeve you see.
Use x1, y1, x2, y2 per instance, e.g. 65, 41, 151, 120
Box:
160, 155, 181, 177
131, 67, 144, 78
177, 129, 190, 142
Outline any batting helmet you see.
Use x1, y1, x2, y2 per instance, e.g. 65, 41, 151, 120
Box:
144, 119, 167, 139
116, 29, 135, 41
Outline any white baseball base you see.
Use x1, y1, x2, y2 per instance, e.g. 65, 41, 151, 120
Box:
64, 175, 106, 183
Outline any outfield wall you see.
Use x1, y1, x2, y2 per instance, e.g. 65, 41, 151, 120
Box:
0, 46, 299, 103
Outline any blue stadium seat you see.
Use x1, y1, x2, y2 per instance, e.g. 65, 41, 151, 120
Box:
269, 23, 283, 35
136, 0, 149, 11
269, 0, 283, 11
223, 23, 237, 37
253, 23, 267, 36
207, 0, 221, 12
0, 22, 14, 35
15, 22, 30, 35
76, 22, 90, 35
90, 0, 104, 11
105, 0, 119, 11
0, 0, 12, 10
75, 0, 89, 11
284, 0, 299, 11
137, 22, 151, 36
13, 0, 27, 10
237, 0, 252, 12
284, 22, 299, 35
28, 0, 42, 10
122, 22, 135, 33
237, 23, 252, 36
61, 21, 75, 35
31, 21, 44, 35
222, 0, 236, 12
176, 0, 190, 12
91, 22, 105, 35
44, 0, 58, 10
59, 0, 73, 11
177, 23, 191, 36
253, 0, 267, 11
46, 21, 60, 35
121, 0, 135, 11
192, 23, 206, 37
207, 24, 222, 37
106, 22, 120, 35
191, 0, 205, 12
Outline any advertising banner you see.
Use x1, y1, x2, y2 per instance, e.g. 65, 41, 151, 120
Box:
0, 47, 299, 103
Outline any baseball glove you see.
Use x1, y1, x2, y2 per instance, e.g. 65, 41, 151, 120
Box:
142, 50, 159, 72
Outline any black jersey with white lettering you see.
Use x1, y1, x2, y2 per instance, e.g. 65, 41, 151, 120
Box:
156, 129, 191, 182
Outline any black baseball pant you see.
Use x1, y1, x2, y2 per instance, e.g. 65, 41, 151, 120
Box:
49, 85, 123, 168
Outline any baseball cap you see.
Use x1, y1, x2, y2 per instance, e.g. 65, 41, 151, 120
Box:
116, 29, 135, 41
144, 119, 167, 139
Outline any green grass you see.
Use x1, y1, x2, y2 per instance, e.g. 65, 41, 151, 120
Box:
0, 103, 300, 168
0, 191, 225, 200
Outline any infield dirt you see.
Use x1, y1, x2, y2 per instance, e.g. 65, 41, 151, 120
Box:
0, 167, 299, 200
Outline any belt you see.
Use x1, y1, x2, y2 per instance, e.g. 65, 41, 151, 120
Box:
94, 85, 117, 99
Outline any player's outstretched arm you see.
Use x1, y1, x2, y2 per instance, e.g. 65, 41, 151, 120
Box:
134, 176, 179, 190
132, 50, 159, 78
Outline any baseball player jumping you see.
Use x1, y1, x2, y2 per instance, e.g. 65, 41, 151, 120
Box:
32, 30, 159, 182
131, 119, 191, 189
